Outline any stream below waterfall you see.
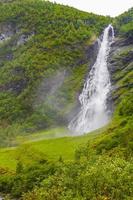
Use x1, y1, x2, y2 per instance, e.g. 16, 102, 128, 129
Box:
69, 24, 114, 135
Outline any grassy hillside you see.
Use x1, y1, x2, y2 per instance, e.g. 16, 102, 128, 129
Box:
0, 0, 110, 146
0, 127, 105, 170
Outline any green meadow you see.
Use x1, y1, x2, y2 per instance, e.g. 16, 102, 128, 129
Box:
0, 127, 104, 170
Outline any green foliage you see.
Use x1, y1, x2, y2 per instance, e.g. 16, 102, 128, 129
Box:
114, 7, 133, 40
120, 21, 133, 40
0, 0, 110, 142
0, 155, 132, 200
0, 92, 27, 122
0, 2, 132, 200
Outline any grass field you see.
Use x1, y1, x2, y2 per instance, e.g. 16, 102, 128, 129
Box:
0, 127, 106, 170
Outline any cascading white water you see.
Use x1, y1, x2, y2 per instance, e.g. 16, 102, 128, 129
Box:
69, 24, 114, 135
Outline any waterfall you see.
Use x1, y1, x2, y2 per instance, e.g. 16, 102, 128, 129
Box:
68, 24, 114, 135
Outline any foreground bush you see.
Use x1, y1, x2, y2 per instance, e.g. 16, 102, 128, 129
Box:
21, 156, 133, 200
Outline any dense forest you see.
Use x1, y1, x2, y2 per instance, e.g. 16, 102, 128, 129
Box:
0, 0, 132, 199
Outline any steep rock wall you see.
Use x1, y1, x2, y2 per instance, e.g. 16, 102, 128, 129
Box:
108, 36, 133, 112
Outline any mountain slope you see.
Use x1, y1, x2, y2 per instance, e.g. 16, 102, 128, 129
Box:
0, 2, 132, 200
0, 0, 110, 146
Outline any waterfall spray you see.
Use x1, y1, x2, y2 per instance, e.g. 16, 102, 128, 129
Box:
69, 25, 114, 135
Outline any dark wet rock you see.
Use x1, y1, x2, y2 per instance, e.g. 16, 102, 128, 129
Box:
108, 36, 133, 106
6, 53, 13, 60
0, 79, 28, 95
0, 22, 34, 66
17, 32, 34, 46
7, 79, 28, 94
11, 67, 25, 76
0, 22, 34, 46
0, 66, 27, 94
0, 79, 27, 95
0, 34, 5, 41
109, 27, 113, 37
108, 38, 133, 78
0, 23, 16, 42
85, 38, 100, 67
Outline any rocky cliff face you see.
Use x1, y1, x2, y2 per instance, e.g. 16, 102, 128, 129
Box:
108, 36, 133, 120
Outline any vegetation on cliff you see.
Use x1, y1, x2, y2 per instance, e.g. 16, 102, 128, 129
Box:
114, 7, 133, 40
0, 0, 110, 146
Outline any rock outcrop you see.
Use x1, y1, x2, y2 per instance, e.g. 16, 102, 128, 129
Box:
108, 37, 133, 106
